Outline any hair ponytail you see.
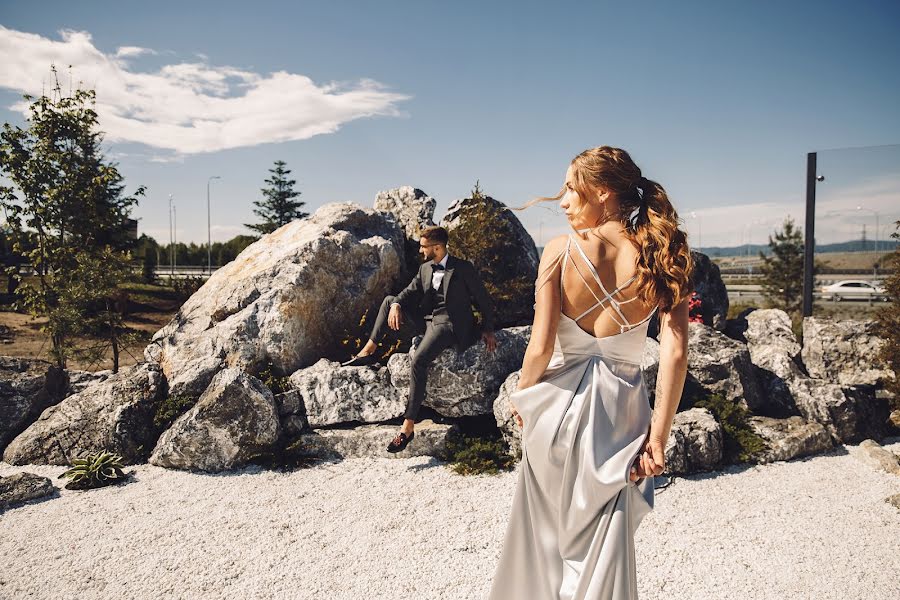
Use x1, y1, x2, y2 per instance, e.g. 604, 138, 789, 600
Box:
626, 176, 694, 313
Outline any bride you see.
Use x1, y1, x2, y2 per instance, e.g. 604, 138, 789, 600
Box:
489, 146, 693, 600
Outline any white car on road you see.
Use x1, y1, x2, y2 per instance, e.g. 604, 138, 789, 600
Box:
820, 280, 889, 301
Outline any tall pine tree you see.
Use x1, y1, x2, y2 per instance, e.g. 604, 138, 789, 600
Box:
759, 217, 806, 315
246, 160, 308, 234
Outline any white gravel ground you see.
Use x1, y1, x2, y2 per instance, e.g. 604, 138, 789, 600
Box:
2, 438, 899, 600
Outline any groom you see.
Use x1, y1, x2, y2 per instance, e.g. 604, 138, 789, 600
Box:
343, 226, 498, 452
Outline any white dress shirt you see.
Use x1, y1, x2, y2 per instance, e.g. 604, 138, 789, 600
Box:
431, 254, 449, 290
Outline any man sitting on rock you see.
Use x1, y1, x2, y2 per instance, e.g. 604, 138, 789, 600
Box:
343, 225, 498, 452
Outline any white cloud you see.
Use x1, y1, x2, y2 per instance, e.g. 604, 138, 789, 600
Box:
0, 26, 410, 155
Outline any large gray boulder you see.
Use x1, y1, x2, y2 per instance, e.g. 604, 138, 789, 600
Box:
788, 378, 890, 444
281, 359, 406, 428
150, 368, 280, 472
0, 356, 69, 454
290, 419, 456, 460
690, 252, 728, 330
801, 317, 893, 386
144, 203, 405, 398
440, 195, 538, 327
388, 326, 530, 417
743, 309, 803, 416
747, 416, 833, 463
686, 323, 765, 413
664, 407, 724, 475
374, 186, 436, 240
3, 363, 166, 466
0, 472, 55, 511
743, 310, 891, 442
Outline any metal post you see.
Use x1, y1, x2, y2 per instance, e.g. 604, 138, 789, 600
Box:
802, 152, 817, 317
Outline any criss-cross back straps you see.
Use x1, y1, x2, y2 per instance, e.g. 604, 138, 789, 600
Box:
567, 235, 637, 330
533, 236, 658, 334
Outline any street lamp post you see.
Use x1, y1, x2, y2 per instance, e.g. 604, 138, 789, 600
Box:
690, 211, 702, 251
207, 176, 221, 274
168, 194, 175, 277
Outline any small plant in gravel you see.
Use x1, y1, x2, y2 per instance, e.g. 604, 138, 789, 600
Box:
444, 433, 516, 476
58, 451, 129, 490
694, 393, 768, 464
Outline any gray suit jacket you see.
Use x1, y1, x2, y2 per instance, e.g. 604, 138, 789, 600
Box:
393, 255, 496, 351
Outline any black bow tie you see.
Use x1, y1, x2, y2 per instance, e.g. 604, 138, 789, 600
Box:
432, 263, 445, 271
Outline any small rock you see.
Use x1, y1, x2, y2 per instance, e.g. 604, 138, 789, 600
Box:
664, 408, 724, 475
747, 416, 833, 463
886, 493, 900, 510
853, 439, 900, 476
0, 472, 55, 510
290, 419, 456, 459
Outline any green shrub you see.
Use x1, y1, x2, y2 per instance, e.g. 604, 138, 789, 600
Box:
694, 393, 768, 464
875, 221, 900, 412
444, 433, 516, 476
153, 394, 196, 430
249, 438, 321, 471
58, 451, 128, 490
256, 362, 291, 395
170, 276, 205, 301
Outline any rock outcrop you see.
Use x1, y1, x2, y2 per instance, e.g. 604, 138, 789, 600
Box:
802, 317, 893, 386
144, 203, 405, 398
440, 195, 538, 327
388, 326, 530, 417
686, 323, 764, 413
690, 252, 728, 330
0, 357, 68, 454
663, 408, 724, 475
281, 360, 405, 428
0, 472, 55, 511
3, 363, 166, 465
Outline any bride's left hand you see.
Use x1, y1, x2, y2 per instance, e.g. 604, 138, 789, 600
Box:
509, 398, 523, 428
630, 437, 666, 482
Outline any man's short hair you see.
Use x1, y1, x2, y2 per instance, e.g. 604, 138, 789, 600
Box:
420, 226, 449, 246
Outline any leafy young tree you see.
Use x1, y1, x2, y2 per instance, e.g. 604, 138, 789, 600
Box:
246, 160, 308, 234
759, 217, 806, 315
0, 74, 144, 368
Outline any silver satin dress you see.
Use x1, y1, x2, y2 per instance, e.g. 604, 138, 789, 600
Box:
490, 235, 657, 600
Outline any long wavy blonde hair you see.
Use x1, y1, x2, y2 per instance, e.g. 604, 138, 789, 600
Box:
527, 146, 694, 313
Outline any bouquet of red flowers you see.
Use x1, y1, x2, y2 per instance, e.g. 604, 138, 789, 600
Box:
688, 291, 704, 323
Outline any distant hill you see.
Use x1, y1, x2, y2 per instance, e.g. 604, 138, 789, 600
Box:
696, 238, 899, 257
536, 238, 898, 259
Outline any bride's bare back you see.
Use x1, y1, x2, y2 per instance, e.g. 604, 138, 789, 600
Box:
538, 227, 658, 340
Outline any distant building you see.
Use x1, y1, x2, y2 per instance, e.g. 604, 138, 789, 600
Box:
126, 218, 138, 240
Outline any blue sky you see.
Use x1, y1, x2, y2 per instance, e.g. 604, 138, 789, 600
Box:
1, 1, 899, 248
